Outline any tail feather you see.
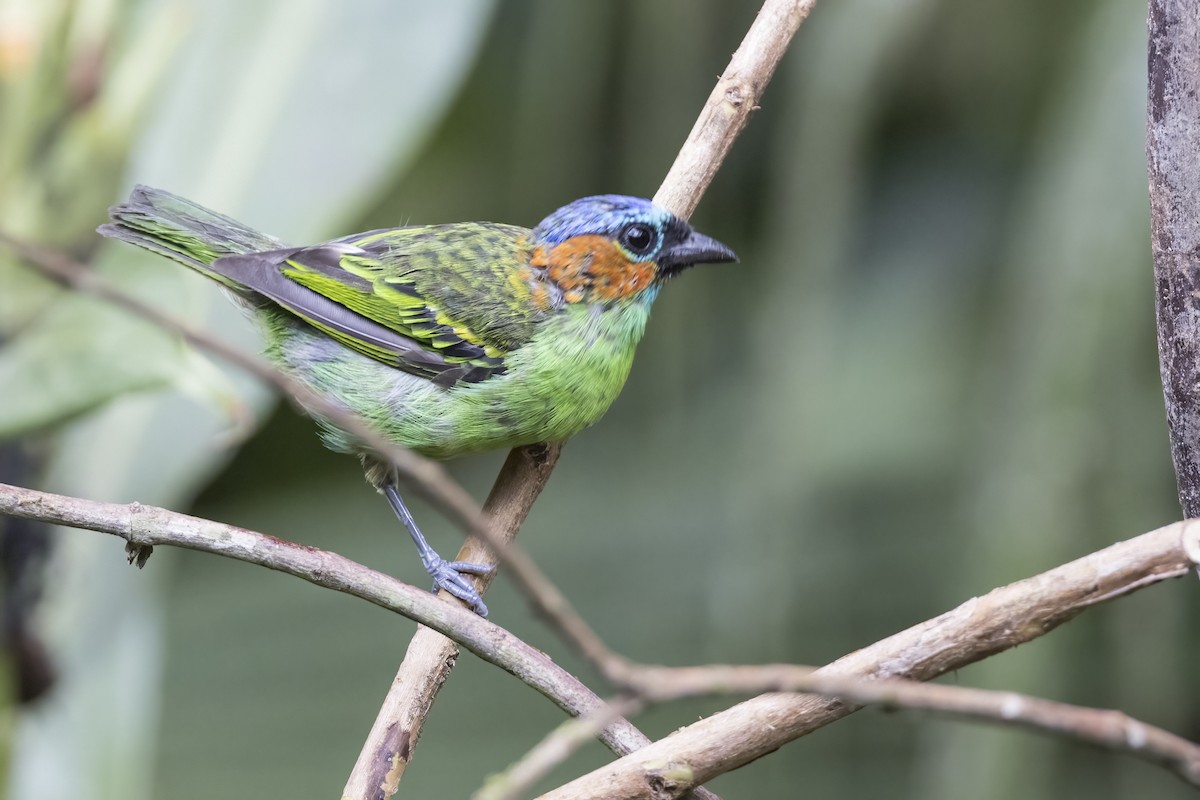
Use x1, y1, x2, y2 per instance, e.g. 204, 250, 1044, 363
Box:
98, 185, 285, 291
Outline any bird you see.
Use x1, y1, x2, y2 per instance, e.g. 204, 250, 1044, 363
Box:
98, 186, 737, 616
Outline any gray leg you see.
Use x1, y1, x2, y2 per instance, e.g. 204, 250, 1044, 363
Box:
383, 484, 494, 617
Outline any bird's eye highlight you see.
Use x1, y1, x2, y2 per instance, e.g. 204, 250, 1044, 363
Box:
619, 223, 657, 257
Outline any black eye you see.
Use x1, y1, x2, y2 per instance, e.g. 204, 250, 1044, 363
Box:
619, 223, 656, 257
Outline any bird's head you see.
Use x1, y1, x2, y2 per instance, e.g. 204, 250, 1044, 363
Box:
527, 195, 736, 306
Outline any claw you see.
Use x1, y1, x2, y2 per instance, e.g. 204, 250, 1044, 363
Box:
427, 555, 491, 616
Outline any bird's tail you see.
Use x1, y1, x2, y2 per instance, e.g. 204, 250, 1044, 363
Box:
97, 185, 284, 291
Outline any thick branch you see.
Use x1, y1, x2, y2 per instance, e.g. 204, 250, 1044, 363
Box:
487, 656, 1200, 800
538, 521, 1200, 799
1148, 0, 1200, 516
625, 665, 1200, 787
346, 0, 816, 795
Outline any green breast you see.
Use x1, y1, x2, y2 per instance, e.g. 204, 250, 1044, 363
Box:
408, 301, 652, 458
275, 300, 653, 460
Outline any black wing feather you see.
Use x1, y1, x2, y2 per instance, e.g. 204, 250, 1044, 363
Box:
210, 248, 452, 374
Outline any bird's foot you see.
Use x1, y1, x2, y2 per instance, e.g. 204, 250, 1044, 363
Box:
425, 555, 495, 617
382, 483, 496, 617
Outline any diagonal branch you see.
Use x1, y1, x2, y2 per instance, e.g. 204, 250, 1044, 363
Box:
653, 0, 815, 218
622, 665, 1200, 787
486, 658, 1200, 800
535, 521, 1200, 799
0, 481, 649, 760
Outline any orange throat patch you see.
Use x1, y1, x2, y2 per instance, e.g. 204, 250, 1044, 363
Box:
529, 235, 658, 304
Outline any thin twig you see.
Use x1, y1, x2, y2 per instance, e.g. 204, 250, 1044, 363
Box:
536, 521, 1200, 799
653, 0, 815, 218
474, 697, 644, 800
0, 482, 650, 759
347, 0, 817, 794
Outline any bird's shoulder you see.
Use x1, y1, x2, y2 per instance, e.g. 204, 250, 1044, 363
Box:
259, 222, 559, 385
334, 222, 551, 350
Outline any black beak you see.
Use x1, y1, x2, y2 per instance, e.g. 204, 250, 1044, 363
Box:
657, 229, 738, 274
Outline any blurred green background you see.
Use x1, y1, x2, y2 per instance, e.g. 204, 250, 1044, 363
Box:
2, 0, 1197, 798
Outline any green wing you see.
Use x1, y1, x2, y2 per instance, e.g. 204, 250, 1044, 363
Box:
208, 223, 545, 387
